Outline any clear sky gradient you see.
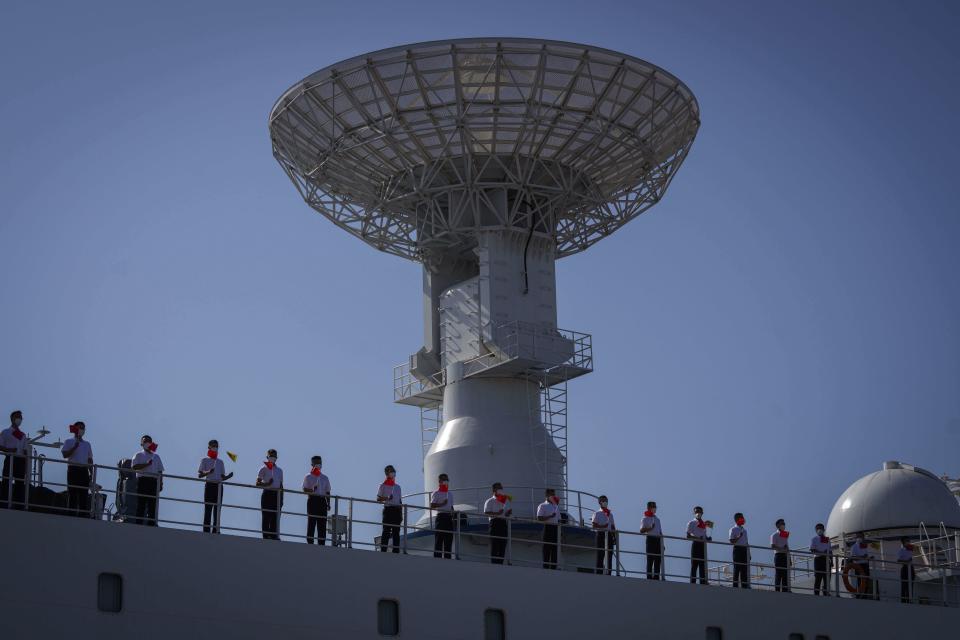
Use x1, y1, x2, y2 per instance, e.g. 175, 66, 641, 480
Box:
1, 1, 958, 544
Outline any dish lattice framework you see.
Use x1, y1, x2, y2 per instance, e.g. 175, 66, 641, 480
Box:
269, 38, 700, 262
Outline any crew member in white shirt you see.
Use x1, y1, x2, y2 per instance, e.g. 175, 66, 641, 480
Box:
198, 439, 232, 534
376, 464, 402, 553
537, 488, 562, 569
809, 522, 831, 596
61, 421, 94, 517
848, 533, 873, 599
686, 505, 711, 585
131, 435, 164, 526
0, 410, 29, 510
430, 473, 454, 559
640, 501, 664, 580
729, 512, 751, 588
303, 455, 331, 545
770, 518, 791, 592
256, 449, 284, 540
483, 482, 512, 564
897, 537, 915, 603
591, 495, 616, 574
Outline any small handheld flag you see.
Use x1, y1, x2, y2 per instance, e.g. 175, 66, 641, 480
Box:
226, 451, 238, 463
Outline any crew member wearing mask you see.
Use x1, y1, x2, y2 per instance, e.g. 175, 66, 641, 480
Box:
131, 435, 164, 526
429, 473, 454, 559
0, 410, 29, 510
729, 513, 751, 588
591, 495, 616, 575
537, 488, 562, 569
897, 537, 915, 603
377, 464, 403, 553
686, 506, 711, 584
809, 523, 831, 596
770, 518, 791, 592
303, 455, 331, 545
256, 449, 284, 540
61, 422, 94, 517
198, 439, 232, 534
483, 482, 512, 564
640, 501, 664, 580
849, 533, 873, 599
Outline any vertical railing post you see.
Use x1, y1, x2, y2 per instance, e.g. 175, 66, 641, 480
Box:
402, 504, 408, 554
507, 518, 513, 566
23, 451, 31, 512
557, 522, 563, 570
455, 511, 461, 560
332, 496, 339, 548
89, 463, 98, 519
347, 498, 353, 549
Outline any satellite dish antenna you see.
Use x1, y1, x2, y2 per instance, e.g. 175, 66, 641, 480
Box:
269, 38, 699, 515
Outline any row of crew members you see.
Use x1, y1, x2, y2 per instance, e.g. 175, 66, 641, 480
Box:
0, 413, 920, 596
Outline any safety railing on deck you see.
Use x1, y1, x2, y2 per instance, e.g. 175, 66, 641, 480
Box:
2, 451, 957, 608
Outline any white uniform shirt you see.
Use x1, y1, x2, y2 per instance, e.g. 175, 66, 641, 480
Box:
591, 509, 616, 530
303, 471, 331, 496
61, 437, 93, 464
0, 427, 27, 454
641, 514, 662, 536
850, 542, 871, 563
729, 525, 749, 546
198, 457, 226, 482
257, 464, 283, 489
483, 496, 511, 519
897, 547, 913, 563
430, 489, 454, 512
770, 530, 790, 551
537, 500, 560, 524
377, 482, 402, 506
687, 518, 709, 540
810, 535, 831, 555
131, 450, 164, 477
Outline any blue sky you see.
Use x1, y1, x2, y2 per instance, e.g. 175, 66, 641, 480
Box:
1, 1, 958, 555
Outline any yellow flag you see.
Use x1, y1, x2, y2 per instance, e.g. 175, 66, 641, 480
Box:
226, 451, 238, 463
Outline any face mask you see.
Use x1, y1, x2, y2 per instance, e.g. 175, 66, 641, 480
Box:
268, 456, 277, 463
736, 517, 745, 526
310, 466, 321, 476
208, 449, 218, 459
142, 443, 151, 451
695, 512, 703, 519
600, 501, 608, 508
816, 529, 824, 535
550, 496, 560, 505
13, 418, 22, 427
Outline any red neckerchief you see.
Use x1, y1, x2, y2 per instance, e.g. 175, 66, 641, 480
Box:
69, 423, 80, 435
383, 477, 395, 486
644, 510, 654, 518
601, 507, 611, 516
550, 496, 560, 505
696, 518, 706, 529
438, 484, 448, 493
11, 426, 24, 440
265, 461, 274, 470
207, 449, 218, 459
495, 494, 507, 504
779, 530, 790, 539
735, 518, 745, 526
820, 535, 829, 544
310, 467, 320, 476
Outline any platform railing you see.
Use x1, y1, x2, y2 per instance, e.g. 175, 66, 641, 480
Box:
2, 450, 957, 608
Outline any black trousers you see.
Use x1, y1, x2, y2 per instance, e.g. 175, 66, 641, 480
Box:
135, 476, 159, 526
67, 465, 91, 517
1, 454, 27, 510
380, 505, 402, 552
732, 546, 751, 588
261, 489, 282, 540
203, 482, 222, 533
542, 523, 559, 569
646, 535, 663, 580
489, 518, 507, 564
774, 552, 791, 592
900, 564, 914, 603
596, 531, 615, 574
690, 540, 708, 584
434, 512, 453, 558
855, 562, 872, 599
814, 555, 830, 595
306, 495, 328, 545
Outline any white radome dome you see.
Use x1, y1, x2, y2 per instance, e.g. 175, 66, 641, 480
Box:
825, 461, 960, 538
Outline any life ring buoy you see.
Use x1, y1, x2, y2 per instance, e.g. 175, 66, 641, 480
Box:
842, 562, 868, 593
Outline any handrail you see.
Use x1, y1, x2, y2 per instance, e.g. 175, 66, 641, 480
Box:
1, 449, 957, 608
